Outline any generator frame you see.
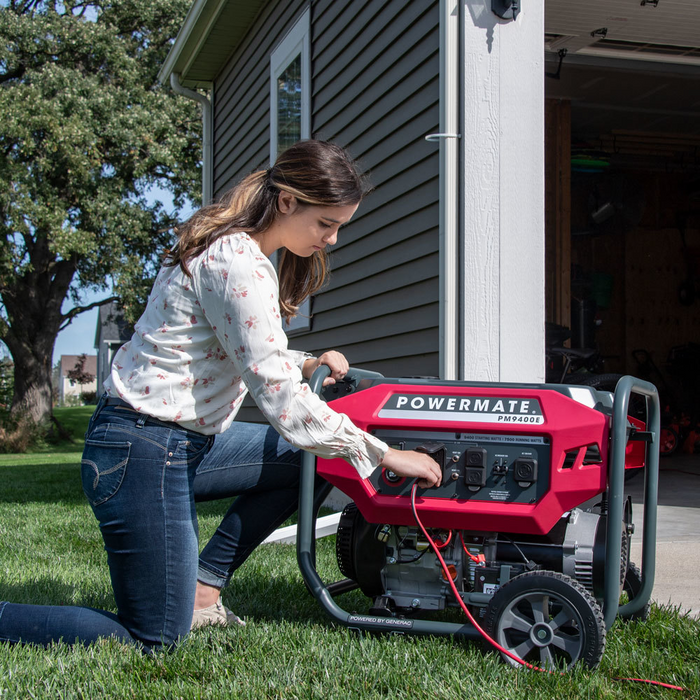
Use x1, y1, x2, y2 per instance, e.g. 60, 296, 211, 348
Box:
296, 367, 660, 642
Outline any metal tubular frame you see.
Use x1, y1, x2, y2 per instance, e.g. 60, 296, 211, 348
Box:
604, 376, 660, 627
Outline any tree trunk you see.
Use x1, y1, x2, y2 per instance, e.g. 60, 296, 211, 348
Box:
1, 244, 77, 427
9, 344, 54, 425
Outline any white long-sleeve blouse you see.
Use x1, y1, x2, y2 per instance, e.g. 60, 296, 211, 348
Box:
104, 231, 387, 479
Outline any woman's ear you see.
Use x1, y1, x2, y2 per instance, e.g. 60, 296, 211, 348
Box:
277, 190, 298, 215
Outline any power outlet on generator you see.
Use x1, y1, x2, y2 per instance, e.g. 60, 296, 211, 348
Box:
415, 442, 447, 478
464, 447, 488, 490
513, 456, 538, 485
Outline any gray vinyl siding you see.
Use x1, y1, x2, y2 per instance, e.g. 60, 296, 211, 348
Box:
308, 0, 440, 377
212, 0, 439, 419
212, 0, 308, 194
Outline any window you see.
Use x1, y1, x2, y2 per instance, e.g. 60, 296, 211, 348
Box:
270, 8, 310, 159
271, 8, 311, 334
275, 53, 302, 155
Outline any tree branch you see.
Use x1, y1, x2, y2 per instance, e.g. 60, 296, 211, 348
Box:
12, 0, 43, 17
0, 65, 27, 85
21, 230, 34, 258
59, 295, 118, 332
45, 256, 78, 322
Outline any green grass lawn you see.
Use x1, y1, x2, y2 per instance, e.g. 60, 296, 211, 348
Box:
0, 407, 698, 698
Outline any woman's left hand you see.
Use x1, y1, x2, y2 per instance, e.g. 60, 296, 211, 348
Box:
303, 351, 349, 386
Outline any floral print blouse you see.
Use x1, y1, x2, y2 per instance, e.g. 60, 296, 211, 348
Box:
105, 232, 387, 479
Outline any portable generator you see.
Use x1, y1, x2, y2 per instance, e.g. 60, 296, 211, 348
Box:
297, 368, 660, 671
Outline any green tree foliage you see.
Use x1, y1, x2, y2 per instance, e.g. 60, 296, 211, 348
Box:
0, 0, 201, 425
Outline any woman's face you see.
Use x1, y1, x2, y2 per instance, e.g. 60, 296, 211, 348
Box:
273, 191, 359, 258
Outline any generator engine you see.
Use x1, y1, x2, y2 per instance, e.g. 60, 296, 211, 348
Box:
336, 499, 631, 616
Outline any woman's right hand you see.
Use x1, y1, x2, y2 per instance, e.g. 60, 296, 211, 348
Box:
379, 447, 443, 489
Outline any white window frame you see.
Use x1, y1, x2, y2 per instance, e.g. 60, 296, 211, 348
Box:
270, 7, 312, 335
270, 7, 310, 161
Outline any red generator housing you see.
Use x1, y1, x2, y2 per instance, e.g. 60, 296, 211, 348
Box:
317, 379, 645, 535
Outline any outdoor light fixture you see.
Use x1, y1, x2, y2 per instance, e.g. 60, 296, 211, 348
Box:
545, 48, 568, 80
492, 0, 520, 21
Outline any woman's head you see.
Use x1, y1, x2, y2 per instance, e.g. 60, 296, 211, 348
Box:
269, 140, 368, 208
168, 140, 369, 320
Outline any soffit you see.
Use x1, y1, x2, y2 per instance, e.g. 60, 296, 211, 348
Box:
158, 0, 266, 88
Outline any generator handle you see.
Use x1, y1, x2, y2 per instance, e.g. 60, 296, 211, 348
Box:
296, 365, 482, 640
308, 364, 332, 393
604, 375, 660, 628
307, 365, 385, 394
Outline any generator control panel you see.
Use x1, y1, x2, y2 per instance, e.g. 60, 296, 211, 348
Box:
371, 429, 550, 504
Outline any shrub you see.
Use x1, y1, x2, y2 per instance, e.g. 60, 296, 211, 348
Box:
0, 411, 47, 453
81, 390, 97, 405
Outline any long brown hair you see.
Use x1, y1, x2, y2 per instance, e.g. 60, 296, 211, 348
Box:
166, 140, 370, 321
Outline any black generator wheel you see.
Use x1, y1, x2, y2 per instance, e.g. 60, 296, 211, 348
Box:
575, 372, 624, 393
483, 570, 606, 670
335, 503, 384, 596
621, 561, 650, 622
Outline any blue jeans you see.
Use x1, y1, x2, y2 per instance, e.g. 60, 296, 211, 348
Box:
0, 396, 301, 649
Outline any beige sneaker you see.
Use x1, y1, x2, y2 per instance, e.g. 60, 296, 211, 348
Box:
191, 597, 246, 630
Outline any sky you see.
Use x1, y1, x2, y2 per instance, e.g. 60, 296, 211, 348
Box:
53, 292, 104, 364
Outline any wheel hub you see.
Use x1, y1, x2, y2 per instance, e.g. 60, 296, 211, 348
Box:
531, 621, 555, 647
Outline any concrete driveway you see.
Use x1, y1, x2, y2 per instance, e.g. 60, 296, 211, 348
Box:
627, 452, 700, 618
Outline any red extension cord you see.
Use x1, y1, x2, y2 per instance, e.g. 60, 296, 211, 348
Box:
409, 483, 686, 692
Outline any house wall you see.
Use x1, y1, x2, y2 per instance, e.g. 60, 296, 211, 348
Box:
212, 0, 306, 193
459, 4, 545, 383
94, 302, 133, 395
57, 354, 97, 405
213, 0, 440, 380
96, 344, 111, 393
95, 342, 122, 392
60, 376, 97, 403
308, 0, 440, 376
